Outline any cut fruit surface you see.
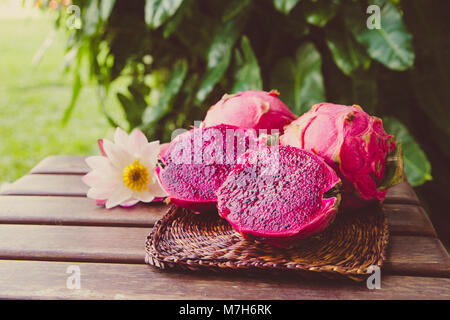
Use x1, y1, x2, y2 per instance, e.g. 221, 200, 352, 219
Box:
157, 124, 259, 212
217, 145, 341, 247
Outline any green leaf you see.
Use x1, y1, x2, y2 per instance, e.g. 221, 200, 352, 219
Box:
378, 141, 404, 190
343, 0, 414, 71
284, 12, 310, 38
62, 72, 82, 125
303, 0, 339, 27
163, 0, 192, 38
142, 59, 188, 125
117, 92, 142, 128
270, 42, 325, 115
325, 20, 370, 75
145, 0, 184, 29
116, 82, 149, 130
97, 85, 120, 128
84, 0, 100, 36
172, 10, 215, 59
100, 0, 116, 21
223, 0, 252, 22
195, 16, 244, 104
273, 0, 301, 15
231, 36, 262, 93
128, 85, 148, 111
382, 117, 432, 187
350, 68, 378, 114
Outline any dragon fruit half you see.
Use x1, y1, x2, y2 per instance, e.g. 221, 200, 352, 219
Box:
156, 124, 259, 212
203, 90, 296, 134
217, 145, 342, 247
281, 103, 403, 209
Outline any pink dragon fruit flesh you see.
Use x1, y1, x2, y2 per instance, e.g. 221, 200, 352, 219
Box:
203, 90, 296, 134
217, 145, 342, 248
156, 124, 259, 213
281, 103, 404, 209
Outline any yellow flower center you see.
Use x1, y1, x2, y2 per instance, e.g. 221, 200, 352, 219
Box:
122, 159, 149, 192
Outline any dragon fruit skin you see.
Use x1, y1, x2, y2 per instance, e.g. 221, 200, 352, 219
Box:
281, 103, 403, 209
156, 124, 259, 213
203, 90, 296, 134
217, 145, 342, 248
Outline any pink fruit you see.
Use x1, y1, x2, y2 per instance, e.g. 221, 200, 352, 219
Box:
217, 145, 342, 247
158, 142, 170, 159
156, 124, 259, 213
281, 103, 403, 209
203, 90, 296, 134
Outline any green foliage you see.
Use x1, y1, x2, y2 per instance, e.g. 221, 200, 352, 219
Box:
142, 59, 188, 130
273, 0, 301, 15
271, 42, 325, 115
195, 13, 245, 104
42, 0, 440, 187
325, 20, 371, 76
231, 36, 262, 93
303, 0, 340, 27
383, 117, 432, 187
145, 0, 184, 29
344, 0, 414, 71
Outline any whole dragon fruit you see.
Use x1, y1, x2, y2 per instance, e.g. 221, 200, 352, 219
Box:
156, 124, 258, 212
203, 90, 296, 134
280, 103, 403, 209
217, 145, 342, 247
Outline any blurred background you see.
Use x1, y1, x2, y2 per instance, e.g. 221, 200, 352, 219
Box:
0, 0, 448, 248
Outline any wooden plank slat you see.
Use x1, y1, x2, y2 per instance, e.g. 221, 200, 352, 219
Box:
0, 225, 149, 264
0, 224, 447, 277
384, 181, 420, 205
0, 174, 88, 196
384, 204, 437, 237
384, 236, 450, 277
30, 156, 89, 175
0, 260, 448, 300
0, 196, 166, 227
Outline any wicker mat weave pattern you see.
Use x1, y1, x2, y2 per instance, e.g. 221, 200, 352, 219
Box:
146, 205, 389, 281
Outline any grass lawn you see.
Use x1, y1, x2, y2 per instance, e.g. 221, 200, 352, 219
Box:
0, 12, 126, 185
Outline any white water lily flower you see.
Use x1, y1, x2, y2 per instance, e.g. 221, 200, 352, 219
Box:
82, 127, 167, 209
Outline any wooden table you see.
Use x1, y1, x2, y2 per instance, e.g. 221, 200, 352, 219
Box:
0, 155, 449, 300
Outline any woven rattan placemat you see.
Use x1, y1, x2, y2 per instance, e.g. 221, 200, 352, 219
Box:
145, 205, 389, 281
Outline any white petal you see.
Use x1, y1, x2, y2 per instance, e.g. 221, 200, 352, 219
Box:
105, 187, 133, 209
103, 139, 133, 170
139, 141, 160, 168
132, 190, 155, 203
82, 171, 101, 187
85, 156, 110, 172
129, 129, 148, 156
87, 187, 116, 200
82, 171, 122, 189
114, 127, 129, 150
120, 199, 139, 207
147, 177, 168, 198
